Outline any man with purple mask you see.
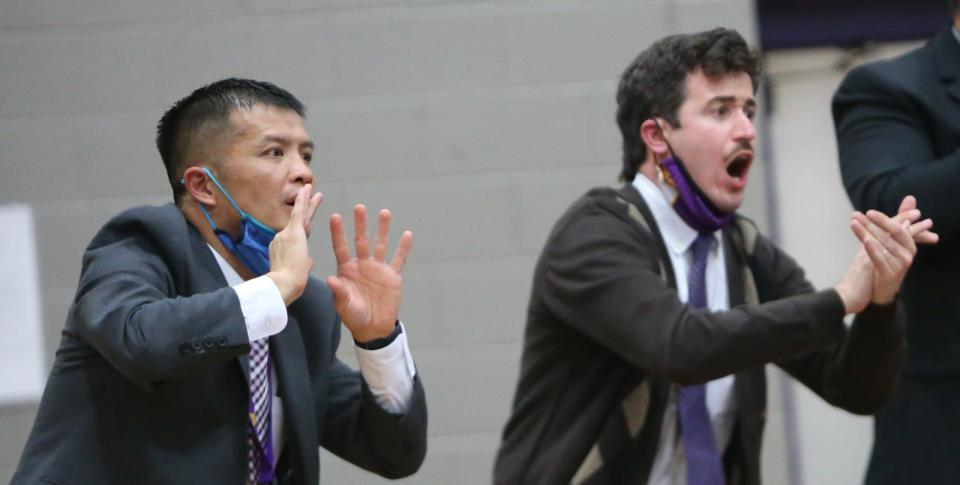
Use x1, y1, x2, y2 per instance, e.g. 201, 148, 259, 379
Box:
494, 28, 937, 485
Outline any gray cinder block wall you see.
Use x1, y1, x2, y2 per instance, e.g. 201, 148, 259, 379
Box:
0, 1, 763, 483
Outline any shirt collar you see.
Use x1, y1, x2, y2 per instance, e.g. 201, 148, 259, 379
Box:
208, 244, 243, 286
633, 173, 719, 256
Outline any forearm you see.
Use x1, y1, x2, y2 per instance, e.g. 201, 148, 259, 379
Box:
834, 301, 905, 412
319, 361, 427, 479
75, 272, 250, 391
845, 153, 960, 231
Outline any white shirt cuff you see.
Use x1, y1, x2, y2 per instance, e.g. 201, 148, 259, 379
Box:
232, 275, 288, 342
355, 322, 417, 414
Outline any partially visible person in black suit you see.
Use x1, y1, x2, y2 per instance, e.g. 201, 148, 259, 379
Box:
832, 3, 960, 484
12, 78, 427, 485
495, 28, 938, 485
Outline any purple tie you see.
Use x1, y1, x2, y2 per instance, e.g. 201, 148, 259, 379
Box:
677, 233, 726, 485
247, 338, 274, 484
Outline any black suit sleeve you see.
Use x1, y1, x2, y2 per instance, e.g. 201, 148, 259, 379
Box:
71, 242, 250, 392
539, 202, 847, 385
833, 64, 960, 240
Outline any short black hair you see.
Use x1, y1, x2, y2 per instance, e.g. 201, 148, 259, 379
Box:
615, 28, 761, 182
156, 78, 306, 203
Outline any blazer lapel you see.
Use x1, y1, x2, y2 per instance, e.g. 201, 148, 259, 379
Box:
270, 314, 318, 483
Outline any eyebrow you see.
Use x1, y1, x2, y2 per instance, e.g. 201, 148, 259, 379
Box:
263, 134, 314, 150
709, 95, 757, 107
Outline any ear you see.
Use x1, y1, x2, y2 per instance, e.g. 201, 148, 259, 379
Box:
640, 119, 671, 159
182, 166, 217, 207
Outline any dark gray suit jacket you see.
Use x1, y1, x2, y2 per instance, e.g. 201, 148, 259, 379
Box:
494, 184, 904, 484
12, 203, 427, 485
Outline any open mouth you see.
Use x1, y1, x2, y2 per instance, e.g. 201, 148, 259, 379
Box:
727, 152, 753, 180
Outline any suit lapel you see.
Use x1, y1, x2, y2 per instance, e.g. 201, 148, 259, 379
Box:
270, 313, 318, 484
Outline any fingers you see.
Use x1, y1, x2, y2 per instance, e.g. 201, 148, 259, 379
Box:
374, 209, 391, 262
851, 219, 895, 276
330, 213, 351, 265
333, 203, 411, 269
353, 204, 371, 259
287, 185, 309, 231
868, 209, 917, 255
303, 191, 323, 237
853, 210, 915, 261
897, 195, 916, 215
390, 230, 413, 273
909, 218, 939, 244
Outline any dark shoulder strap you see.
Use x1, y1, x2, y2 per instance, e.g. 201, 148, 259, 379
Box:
727, 216, 761, 305
612, 184, 677, 289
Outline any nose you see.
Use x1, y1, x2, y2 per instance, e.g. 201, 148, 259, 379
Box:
734, 110, 756, 142
290, 158, 314, 185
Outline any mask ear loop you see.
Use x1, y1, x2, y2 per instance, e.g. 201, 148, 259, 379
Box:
650, 118, 727, 214
200, 167, 245, 216
651, 119, 676, 185
179, 171, 224, 232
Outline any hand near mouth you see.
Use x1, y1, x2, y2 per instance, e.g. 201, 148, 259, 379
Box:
267, 184, 322, 305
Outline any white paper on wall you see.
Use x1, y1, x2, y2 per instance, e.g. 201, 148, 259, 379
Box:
0, 204, 46, 403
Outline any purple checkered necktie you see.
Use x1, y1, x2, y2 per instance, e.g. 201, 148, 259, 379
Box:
247, 337, 274, 485
677, 232, 726, 485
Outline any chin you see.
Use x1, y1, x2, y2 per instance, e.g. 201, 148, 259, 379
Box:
712, 195, 743, 213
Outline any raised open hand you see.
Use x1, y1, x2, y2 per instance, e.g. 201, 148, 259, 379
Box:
327, 204, 413, 343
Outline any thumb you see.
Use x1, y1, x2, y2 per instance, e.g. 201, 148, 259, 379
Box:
326, 276, 350, 313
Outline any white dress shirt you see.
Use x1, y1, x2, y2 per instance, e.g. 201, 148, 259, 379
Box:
633, 174, 739, 485
208, 246, 417, 466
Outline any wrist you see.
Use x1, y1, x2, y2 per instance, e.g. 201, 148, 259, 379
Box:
354, 321, 402, 350
871, 290, 897, 306
834, 284, 858, 314
268, 270, 303, 306
351, 321, 398, 344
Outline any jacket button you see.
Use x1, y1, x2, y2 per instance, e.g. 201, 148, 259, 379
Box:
179, 342, 192, 354
203, 336, 215, 349
191, 338, 204, 353
216, 336, 228, 348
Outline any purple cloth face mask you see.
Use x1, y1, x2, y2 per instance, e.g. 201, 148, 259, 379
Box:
657, 155, 733, 233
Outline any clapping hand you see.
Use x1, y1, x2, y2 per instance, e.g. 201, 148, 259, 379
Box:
835, 195, 938, 314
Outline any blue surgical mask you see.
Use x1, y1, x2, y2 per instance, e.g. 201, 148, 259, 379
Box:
195, 167, 276, 276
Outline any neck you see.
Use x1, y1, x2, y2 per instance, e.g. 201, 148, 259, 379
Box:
637, 156, 732, 233
638, 158, 660, 185
180, 202, 256, 281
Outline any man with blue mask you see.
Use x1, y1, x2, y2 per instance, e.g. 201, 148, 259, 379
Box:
13, 78, 427, 485
495, 28, 937, 485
